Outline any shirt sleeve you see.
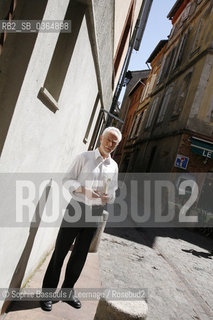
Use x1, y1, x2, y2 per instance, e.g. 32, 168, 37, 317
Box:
62, 153, 84, 193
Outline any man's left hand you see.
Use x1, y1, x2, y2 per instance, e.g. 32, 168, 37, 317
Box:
95, 192, 110, 204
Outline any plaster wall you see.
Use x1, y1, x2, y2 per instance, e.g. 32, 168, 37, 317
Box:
0, 0, 104, 308
113, 0, 144, 89
92, 0, 114, 109
114, 0, 132, 57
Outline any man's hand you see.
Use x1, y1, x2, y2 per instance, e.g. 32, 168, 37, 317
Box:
95, 192, 110, 204
100, 194, 110, 205
74, 186, 101, 200
74, 187, 110, 204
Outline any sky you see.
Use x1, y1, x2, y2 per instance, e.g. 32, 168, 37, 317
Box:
129, 0, 177, 70
118, 0, 177, 103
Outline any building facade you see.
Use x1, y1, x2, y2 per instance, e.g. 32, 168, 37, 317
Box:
127, 0, 213, 173
114, 69, 149, 168
118, 40, 167, 172
0, 0, 147, 313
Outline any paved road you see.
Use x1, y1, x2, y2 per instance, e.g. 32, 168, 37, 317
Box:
98, 228, 213, 320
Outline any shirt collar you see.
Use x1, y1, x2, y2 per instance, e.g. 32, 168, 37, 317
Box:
95, 148, 111, 165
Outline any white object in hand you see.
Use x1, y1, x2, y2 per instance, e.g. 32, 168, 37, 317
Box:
104, 178, 111, 194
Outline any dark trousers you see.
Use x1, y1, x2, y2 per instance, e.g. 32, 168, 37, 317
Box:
42, 200, 102, 291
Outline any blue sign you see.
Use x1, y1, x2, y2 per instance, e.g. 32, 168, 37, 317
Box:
175, 154, 189, 170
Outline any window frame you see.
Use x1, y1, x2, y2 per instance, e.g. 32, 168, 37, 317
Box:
145, 96, 159, 129
157, 86, 174, 124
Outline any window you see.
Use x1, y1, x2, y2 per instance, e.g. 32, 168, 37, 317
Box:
181, 2, 192, 22
157, 49, 175, 83
147, 74, 157, 96
128, 114, 136, 139
39, 1, 86, 112
145, 97, 159, 129
164, 48, 176, 76
173, 31, 189, 70
157, 86, 173, 123
172, 73, 192, 118
206, 96, 213, 123
174, 14, 183, 32
140, 86, 146, 103
156, 57, 166, 85
125, 114, 133, 136
159, 53, 172, 82
135, 111, 146, 137
191, 19, 203, 55
172, 89, 185, 117
140, 74, 156, 102
129, 113, 141, 139
142, 82, 150, 100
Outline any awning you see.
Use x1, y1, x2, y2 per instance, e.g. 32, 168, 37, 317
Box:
191, 136, 213, 159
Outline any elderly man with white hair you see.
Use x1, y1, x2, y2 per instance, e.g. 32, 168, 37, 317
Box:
40, 126, 122, 312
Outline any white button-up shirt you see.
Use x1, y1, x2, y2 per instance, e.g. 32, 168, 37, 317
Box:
63, 148, 118, 206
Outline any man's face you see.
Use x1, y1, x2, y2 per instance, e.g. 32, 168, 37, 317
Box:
99, 131, 120, 157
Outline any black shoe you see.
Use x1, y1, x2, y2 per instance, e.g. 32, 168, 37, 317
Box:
40, 300, 52, 312
62, 289, 81, 309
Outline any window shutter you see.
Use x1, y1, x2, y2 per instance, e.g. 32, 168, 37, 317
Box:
173, 32, 188, 69
147, 74, 157, 96
157, 57, 166, 85
130, 114, 140, 138
182, 3, 191, 21
138, 109, 147, 133
145, 97, 159, 128
157, 86, 173, 123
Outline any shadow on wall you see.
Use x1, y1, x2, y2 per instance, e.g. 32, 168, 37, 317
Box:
0, 0, 88, 156
40, 1, 86, 110
1, 181, 52, 315
0, 0, 48, 157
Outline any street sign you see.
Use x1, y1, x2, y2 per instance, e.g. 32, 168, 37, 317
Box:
174, 154, 189, 170
191, 136, 213, 159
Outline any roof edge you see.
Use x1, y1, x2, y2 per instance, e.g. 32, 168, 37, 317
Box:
146, 40, 168, 63
167, 0, 184, 19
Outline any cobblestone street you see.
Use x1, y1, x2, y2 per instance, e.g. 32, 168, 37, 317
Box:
98, 228, 213, 320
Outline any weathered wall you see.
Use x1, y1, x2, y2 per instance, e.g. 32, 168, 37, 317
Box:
131, 0, 213, 173
133, 134, 181, 172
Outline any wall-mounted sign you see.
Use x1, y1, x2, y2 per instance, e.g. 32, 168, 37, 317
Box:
174, 154, 189, 170
191, 136, 213, 159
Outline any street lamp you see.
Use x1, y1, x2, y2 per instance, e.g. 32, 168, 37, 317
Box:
123, 71, 133, 86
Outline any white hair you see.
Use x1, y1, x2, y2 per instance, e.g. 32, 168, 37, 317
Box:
102, 126, 122, 142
